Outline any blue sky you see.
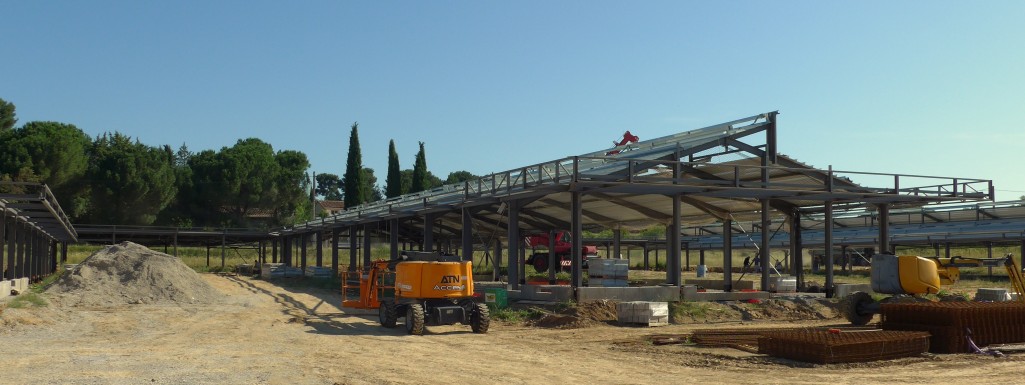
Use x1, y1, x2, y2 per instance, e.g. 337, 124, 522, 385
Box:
3, 1, 1024, 199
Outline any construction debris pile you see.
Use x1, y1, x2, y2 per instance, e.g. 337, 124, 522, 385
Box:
758, 329, 930, 364
48, 242, 221, 307
881, 301, 1025, 353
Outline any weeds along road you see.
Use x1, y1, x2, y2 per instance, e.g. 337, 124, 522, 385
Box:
2, 275, 1023, 385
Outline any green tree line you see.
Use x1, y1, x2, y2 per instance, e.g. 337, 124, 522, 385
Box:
0, 98, 481, 227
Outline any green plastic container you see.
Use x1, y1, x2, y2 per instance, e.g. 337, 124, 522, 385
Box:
484, 287, 508, 309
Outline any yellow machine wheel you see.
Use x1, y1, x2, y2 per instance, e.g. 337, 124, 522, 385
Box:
378, 300, 397, 328
470, 302, 490, 334
406, 303, 425, 335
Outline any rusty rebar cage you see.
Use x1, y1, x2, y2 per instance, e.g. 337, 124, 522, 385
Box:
881, 301, 1025, 354
758, 329, 930, 364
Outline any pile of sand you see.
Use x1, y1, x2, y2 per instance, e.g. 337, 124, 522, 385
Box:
529, 300, 619, 328
48, 242, 221, 307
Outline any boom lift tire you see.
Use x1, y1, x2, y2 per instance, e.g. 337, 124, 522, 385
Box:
470, 302, 490, 334
841, 291, 876, 326
379, 300, 397, 328
406, 303, 426, 335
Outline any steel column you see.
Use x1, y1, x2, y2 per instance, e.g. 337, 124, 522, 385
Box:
791, 211, 804, 289
613, 228, 621, 260
390, 219, 400, 261
50, 240, 58, 274
723, 217, 733, 292
879, 204, 891, 254
272, 239, 278, 263
461, 209, 473, 262
16, 223, 25, 278
668, 194, 681, 287
349, 227, 358, 271
300, 233, 308, 272
362, 224, 372, 267
331, 228, 340, 275
424, 213, 435, 253
825, 201, 835, 298
760, 199, 771, 291
684, 242, 690, 271
571, 191, 583, 288
507, 200, 520, 288
5, 216, 14, 280
493, 239, 502, 281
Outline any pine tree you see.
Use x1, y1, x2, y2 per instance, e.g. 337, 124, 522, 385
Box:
385, 140, 403, 198
410, 141, 428, 193
343, 122, 368, 208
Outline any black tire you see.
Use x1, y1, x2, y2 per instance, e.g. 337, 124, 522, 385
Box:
841, 291, 876, 326
405, 303, 426, 335
532, 255, 549, 273
470, 302, 490, 334
378, 300, 397, 328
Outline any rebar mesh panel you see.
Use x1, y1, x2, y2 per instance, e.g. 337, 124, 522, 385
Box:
880, 301, 1025, 354
758, 330, 930, 364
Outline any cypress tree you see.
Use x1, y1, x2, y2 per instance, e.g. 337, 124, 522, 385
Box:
385, 140, 403, 198
410, 141, 428, 193
343, 122, 367, 208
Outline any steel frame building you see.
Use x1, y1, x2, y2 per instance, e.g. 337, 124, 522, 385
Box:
272, 111, 994, 297
0, 182, 77, 282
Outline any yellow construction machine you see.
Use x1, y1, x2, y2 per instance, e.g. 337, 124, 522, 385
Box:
842, 253, 1025, 325
342, 251, 490, 335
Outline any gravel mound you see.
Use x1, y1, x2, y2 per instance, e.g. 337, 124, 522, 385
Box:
48, 242, 221, 306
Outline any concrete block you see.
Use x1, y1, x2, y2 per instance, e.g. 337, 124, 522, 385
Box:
834, 283, 873, 298
767, 276, 797, 293
616, 301, 670, 326
304, 266, 334, 278
473, 281, 508, 293
976, 288, 1011, 302
517, 284, 574, 302
685, 278, 754, 290
13, 278, 29, 294
577, 286, 679, 303
0, 280, 10, 299
681, 290, 771, 302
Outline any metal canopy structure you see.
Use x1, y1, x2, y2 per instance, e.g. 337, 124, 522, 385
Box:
273, 111, 995, 296
1, 182, 77, 281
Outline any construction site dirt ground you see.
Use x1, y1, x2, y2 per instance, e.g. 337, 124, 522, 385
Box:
3, 275, 1024, 385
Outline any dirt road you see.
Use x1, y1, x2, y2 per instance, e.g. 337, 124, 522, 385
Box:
3, 275, 1022, 384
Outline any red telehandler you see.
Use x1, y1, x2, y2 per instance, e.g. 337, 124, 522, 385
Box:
524, 231, 599, 273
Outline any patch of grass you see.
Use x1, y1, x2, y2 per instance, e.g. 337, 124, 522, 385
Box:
7, 292, 48, 309
670, 301, 715, 319
490, 307, 545, 323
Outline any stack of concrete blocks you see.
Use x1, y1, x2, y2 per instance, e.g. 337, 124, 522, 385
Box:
261, 263, 304, 279
6, 278, 29, 296
616, 301, 669, 326
767, 276, 797, 293
0, 280, 10, 299
975, 288, 1012, 302
304, 266, 334, 278
587, 257, 629, 287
